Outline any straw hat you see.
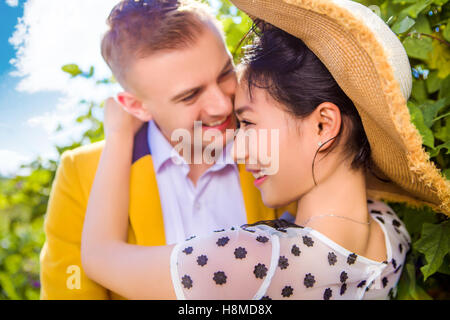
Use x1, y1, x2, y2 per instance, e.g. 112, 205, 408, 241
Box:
230, 0, 450, 216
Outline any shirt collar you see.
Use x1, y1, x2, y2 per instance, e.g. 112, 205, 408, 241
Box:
148, 120, 186, 172
148, 120, 238, 174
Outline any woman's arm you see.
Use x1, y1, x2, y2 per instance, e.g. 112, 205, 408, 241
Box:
80, 98, 275, 300
80, 98, 176, 299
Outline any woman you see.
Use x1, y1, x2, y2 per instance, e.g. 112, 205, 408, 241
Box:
81, 0, 449, 300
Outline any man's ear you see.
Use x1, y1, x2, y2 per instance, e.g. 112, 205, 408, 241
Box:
116, 92, 153, 122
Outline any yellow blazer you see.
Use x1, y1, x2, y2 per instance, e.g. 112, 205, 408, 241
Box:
39, 123, 297, 299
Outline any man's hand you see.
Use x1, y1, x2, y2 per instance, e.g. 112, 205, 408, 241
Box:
104, 97, 144, 140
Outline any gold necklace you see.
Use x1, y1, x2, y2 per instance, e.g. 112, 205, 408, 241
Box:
300, 214, 371, 226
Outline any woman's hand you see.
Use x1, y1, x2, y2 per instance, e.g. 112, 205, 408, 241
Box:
103, 97, 144, 140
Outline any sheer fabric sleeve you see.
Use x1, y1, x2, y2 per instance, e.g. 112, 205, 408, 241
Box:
170, 226, 280, 300
169, 212, 407, 300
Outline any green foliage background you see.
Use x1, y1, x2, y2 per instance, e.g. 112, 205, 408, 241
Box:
0, 0, 449, 300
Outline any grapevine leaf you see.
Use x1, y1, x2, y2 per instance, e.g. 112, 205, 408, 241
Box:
414, 221, 450, 281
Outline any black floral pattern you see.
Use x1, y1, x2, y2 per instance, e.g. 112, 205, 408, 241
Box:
174, 211, 406, 300
197, 255, 208, 267
366, 280, 374, 292
291, 244, 301, 256
234, 247, 247, 259
347, 253, 358, 265
340, 283, 347, 295
216, 237, 230, 247
240, 226, 255, 233
376, 216, 385, 224
278, 256, 289, 270
256, 236, 269, 243
328, 252, 337, 266
254, 263, 268, 279
392, 219, 401, 228
185, 235, 196, 241
382, 277, 388, 288
388, 288, 395, 299
323, 288, 332, 300
340, 271, 348, 283
181, 275, 193, 289
357, 280, 366, 288
213, 271, 227, 285
392, 258, 397, 269
304, 273, 316, 288
303, 235, 314, 247
281, 286, 293, 298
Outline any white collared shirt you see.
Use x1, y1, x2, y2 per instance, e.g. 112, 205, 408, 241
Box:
148, 120, 247, 244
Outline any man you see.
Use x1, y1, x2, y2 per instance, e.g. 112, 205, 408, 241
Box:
40, 0, 296, 299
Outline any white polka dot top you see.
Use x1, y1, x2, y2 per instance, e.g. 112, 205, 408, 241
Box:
170, 199, 411, 300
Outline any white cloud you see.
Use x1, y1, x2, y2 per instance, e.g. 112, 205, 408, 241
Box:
0, 149, 30, 176
7, 0, 122, 164
9, 0, 120, 94
5, 0, 19, 7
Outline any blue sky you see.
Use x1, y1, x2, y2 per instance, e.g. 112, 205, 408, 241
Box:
0, 1, 63, 175
0, 0, 225, 176
0, 0, 121, 176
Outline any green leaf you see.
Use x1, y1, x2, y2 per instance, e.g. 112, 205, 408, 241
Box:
61, 64, 82, 77
0, 272, 20, 300
411, 78, 428, 102
401, 0, 433, 19
401, 206, 439, 237
403, 36, 433, 60
392, 16, 416, 34
418, 98, 448, 128
443, 21, 450, 42
392, 0, 417, 3
407, 101, 435, 148
439, 75, 450, 99
432, 0, 449, 6
412, 13, 432, 34
428, 40, 450, 79
87, 66, 94, 78
426, 71, 441, 93
433, 111, 450, 122
437, 255, 450, 275
443, 168, 450, 180
396, 261, 433, 300
433, 140, 450, 155
414, 221, 450, 281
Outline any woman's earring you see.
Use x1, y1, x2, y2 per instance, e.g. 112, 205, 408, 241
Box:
318, 141, 323, 147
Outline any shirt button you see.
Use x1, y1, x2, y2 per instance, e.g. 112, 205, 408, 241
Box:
195, 202, 201, 210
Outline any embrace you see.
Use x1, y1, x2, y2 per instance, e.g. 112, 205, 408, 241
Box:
39, 0, 450, 300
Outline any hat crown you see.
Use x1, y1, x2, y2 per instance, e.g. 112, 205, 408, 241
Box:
332, 0, 412, 100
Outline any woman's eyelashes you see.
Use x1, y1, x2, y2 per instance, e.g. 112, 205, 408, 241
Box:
239, 119, 255, 127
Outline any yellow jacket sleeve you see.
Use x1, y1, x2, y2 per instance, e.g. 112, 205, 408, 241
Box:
39, 149, 109, 299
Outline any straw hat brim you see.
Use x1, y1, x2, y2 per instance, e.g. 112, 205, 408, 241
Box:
230, 0, 450, 216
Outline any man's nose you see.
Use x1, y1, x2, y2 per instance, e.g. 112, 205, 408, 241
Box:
202, 85, 233, 118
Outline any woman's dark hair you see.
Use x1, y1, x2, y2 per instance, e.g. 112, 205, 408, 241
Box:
238, 20, 389, 183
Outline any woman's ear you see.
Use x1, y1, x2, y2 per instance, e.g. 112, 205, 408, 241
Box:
117, 92, 153, 122
316, 102, 341, 150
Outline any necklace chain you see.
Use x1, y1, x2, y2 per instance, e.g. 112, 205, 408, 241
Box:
300, 214, 371, 226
